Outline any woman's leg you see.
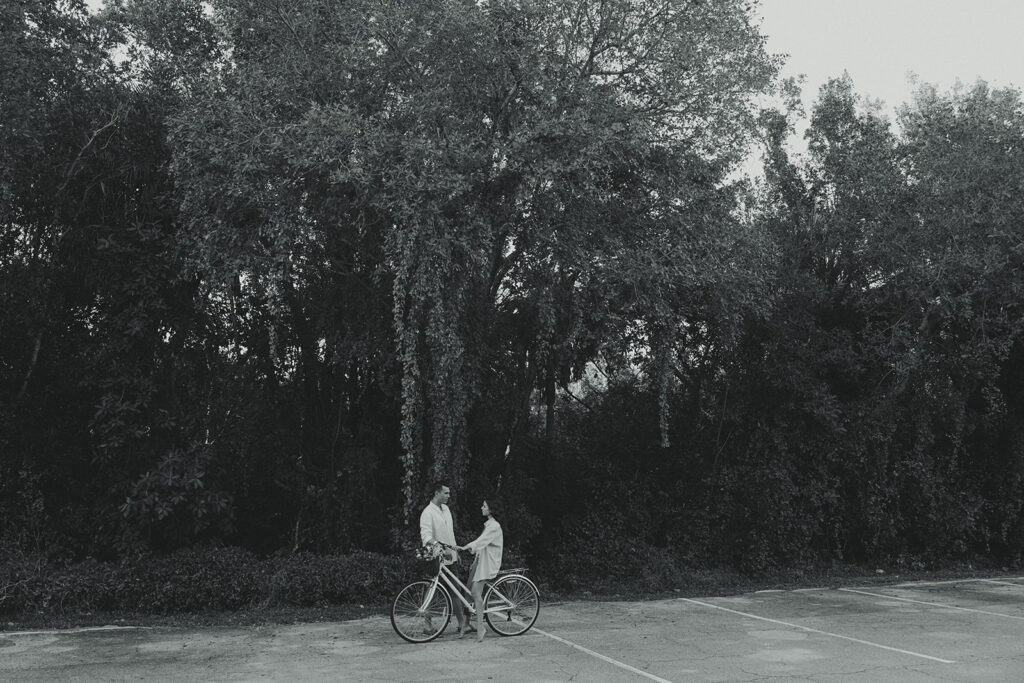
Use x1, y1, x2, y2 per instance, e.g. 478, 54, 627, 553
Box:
465, 559, 478, 628
472, 580, 485, 642
456, 562, 475, 637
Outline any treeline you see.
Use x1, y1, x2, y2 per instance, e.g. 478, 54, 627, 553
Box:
2, 0, 1023, 583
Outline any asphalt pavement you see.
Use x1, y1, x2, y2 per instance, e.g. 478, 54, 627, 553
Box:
4, 576, 1024, 681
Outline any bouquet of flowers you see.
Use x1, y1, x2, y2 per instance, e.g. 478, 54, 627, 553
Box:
416, 541, 443, 561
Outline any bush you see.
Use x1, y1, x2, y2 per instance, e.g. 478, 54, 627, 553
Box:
0, 547, 419, 619
534, 502, 690, 593
265, 551, 411, 607
131, 547, 265, 613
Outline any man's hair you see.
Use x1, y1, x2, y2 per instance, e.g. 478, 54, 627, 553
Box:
431, 481, 448, 496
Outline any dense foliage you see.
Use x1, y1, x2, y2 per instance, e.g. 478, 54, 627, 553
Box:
0, 546, 412, 615
3, 0, 1024, 591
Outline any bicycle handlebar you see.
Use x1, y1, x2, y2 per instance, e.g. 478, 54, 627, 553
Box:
417, 540, 462, 562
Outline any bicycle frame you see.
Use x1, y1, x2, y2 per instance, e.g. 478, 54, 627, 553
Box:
392, 547, 538, 642
420, 561, 517, 617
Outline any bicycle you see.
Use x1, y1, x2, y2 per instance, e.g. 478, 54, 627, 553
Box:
390, 542, 540, 643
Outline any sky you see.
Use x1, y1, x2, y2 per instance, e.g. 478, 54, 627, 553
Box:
756, 0, 1024, 118
84, 0, 1024, 113
83, 0, 1022, 149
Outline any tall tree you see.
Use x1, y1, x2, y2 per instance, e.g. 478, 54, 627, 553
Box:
169, 0, 779, 522
894, 82, 1024, 558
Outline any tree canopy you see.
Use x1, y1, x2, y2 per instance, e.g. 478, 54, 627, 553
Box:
4, 0, 1024, 577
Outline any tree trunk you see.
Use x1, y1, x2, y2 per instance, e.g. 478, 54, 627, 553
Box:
16, 331, 43, 402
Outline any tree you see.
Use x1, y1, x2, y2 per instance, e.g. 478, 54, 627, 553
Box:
893, 82, 1024, 560
1, 0, 238, 556
168, 0, 779, 524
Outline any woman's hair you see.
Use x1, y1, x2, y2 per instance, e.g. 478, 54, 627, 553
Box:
483, 498, 501, 520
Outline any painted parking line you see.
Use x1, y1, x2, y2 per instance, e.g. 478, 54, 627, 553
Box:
529, 625, 676, 683
839, 587, 1024, 622
893, 576, 1024, 588
979, 578, 1024, 587
2, 625, 148, 637
680, 598, 955, 664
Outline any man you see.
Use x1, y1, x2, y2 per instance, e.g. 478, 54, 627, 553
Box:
419, 482, 469, 635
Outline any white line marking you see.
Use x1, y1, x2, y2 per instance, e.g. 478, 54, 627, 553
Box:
893, 576, 1024, 588
1, 625, 148, 637
839, 588, 1024, 621
680, 598, 955, 664
979, 578, 1024, 587
893, 578, 983, 587
529, 625, 676, 683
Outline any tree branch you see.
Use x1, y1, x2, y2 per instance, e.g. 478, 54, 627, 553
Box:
58, 109, 120, 199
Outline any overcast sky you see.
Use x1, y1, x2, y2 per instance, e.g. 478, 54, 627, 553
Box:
84, 1, 1024, 111
757, 0, 1024, 116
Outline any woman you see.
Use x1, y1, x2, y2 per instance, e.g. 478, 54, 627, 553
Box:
459, 499, 503, 642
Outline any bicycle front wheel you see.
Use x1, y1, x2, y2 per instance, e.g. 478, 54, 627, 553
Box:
484, 574, 540, 636
391, 580, 452, 643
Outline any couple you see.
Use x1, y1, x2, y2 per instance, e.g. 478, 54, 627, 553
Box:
419, 482, 503, 643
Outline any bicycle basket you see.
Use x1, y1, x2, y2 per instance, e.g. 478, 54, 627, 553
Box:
415, 543, 443, 577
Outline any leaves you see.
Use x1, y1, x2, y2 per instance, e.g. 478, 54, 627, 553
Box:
7, 0, 1024, 575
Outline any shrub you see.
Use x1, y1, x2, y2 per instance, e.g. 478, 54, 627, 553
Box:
132, 547, 265, 613
0, 546, 418, 619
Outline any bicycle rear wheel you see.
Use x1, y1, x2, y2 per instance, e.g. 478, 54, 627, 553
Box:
484, 574, 540, 636
391, 580, 452, 643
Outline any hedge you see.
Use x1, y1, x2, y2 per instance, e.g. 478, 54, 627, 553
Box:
0, 547, 416, 617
